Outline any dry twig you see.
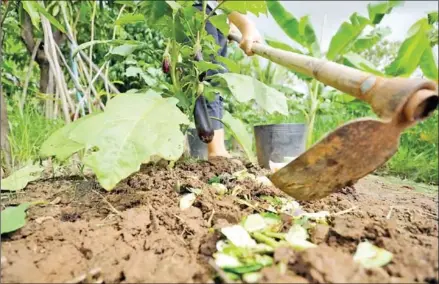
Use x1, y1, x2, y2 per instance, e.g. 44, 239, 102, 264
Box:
333, 206, 358, 216
386, 206, 394, 220
91, 189, 123, 218
207, 208, 215, 227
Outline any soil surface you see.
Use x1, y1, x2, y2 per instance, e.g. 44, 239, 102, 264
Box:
1, 157, 438, 283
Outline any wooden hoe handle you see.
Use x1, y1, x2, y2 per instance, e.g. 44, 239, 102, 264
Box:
228, 34, 438, 127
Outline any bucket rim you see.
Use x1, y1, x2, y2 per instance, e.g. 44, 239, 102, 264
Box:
253, 123, 307, 128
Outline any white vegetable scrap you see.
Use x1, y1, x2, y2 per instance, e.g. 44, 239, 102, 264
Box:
221, 225, 257, 248
188, 187, 202, 195
242, 272, 262, 283
216, 240, 228, 252
285, 224, 317, 251
268, 160, 287, 173
266, 205, 277, 213
243, 214, 267, 232
353, 241, 393, 269
232, 169, 255, 181
299, 211, 330, 223
214, 253, 243, 268
268, 157, 296, 173
179, 193, 196, 210
256, 176, 273, 186
211, 183, 228, 195
279, 199, 302, 216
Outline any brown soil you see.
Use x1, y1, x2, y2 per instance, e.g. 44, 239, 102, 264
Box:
1, 157, 438, 283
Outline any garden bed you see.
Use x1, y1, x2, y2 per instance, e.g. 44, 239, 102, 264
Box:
1, 157, 438, 283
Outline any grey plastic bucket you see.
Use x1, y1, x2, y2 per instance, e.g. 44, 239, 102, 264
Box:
254, 123, 307, 169
187, 128, 208, 160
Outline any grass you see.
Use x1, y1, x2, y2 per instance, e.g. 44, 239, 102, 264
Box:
5, 105, 64, 170
312, 109, 438, 185
3, 100, 438, 186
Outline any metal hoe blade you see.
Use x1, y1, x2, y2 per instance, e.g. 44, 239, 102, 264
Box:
268, 119, 403, 201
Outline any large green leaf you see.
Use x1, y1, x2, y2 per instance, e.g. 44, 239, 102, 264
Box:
266, 1, 302, 49
326, 13, 371, 60
141, 0, 175, 38
40, 113, 100, 161
114, 0, 137, 7
220, 111, 256, 163
265, 38, 303, 54
428, 11, 438, 25
367, 1, 403, 24
1, 203, 32, 235
194, 61, 225, 73
110, 44, 139, 56
22, 1, 41, 30
267, 1, 320, 55
343, 52, 384, 76
222, 1, 267, 16
125, 66, 143, 77
214, 74, 288, 115
210, 14, 229, 37
385, 19, 431, 77
142, 0, 172, 25
68, 114, 106, 148
1, 165, 43, 191
420, 47, 438, 80
73, 39, 139, 57
115, 13, 145, 25
298, 15, 321, 56
165, 0, 182, 12
33, 2, 66, 33
82, 91, 189, 190
215, 56, 241, 73
352, 27, 391, 53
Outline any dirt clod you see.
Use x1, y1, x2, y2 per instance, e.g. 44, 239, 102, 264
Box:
1, 158, 437, 283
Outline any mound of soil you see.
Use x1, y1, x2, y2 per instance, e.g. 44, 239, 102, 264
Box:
1, 157, 438, 283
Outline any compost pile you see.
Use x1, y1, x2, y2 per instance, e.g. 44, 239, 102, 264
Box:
1, 157, 438, 283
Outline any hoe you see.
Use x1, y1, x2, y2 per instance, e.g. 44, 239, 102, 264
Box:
229, 34, 439, 201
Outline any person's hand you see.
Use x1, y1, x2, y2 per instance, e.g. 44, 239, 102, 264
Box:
239, 28, 262, 56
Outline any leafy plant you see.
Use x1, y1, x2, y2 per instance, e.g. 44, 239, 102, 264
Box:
1, 164, 44, 191
265, 0, 436, 148
40, 1, 289, 190
1, 201, 45, 235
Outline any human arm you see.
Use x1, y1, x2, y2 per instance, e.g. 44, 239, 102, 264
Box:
227, 12, 262, 56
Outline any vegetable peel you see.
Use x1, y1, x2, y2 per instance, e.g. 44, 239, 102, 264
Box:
221, 225, 257, 248
179, 193, 196, 210
353, 241, 393, 269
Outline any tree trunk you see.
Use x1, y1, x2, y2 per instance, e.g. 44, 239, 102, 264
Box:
20, 12, 65, 102
0, 3, 12, 175
0, 88, 12, 176
39, 62, 50, 94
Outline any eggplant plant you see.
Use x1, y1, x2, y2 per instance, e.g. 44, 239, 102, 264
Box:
40, 1, 289, 191
266, 0, 438, 148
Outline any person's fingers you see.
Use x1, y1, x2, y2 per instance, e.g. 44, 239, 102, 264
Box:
240, 40, 254, 56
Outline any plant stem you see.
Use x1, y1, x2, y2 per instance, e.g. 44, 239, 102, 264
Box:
252, 232, 280, 248
103, 4, 126, 97
263, 231, 285, 240
20, 39, 42, 115
41, 16, 72, 123
89, 0, 97, 83
170, 15, 180, 92
306, 81, 320, 148
204, 0, 225, 23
